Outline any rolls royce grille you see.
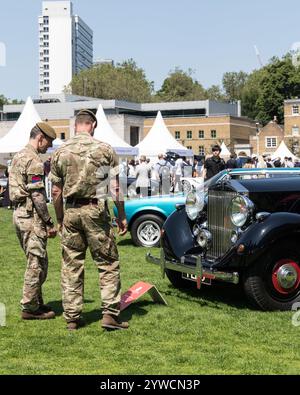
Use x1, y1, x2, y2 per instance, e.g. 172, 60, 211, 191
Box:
207, 190, 237, 260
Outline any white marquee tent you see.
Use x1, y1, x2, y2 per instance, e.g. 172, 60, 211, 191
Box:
220, 141, 231, 158
0, 97, 41, 153
94, 104, 138, 156
136, 111, 193, 161
271, 140, 297, 160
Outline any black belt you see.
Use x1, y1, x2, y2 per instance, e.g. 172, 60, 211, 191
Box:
66, 197, 100, 206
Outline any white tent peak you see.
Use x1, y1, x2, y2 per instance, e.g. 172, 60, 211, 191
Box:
0, 97, 42, 153
93, 104, 138, 156
220, 141, 231, 157
271, 140, 297, 160
136, 111, 192, 159
94, 104, 131, 148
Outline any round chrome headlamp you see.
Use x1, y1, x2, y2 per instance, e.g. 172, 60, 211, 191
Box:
185, 191, 204, 221
230, 195, 254, 227
197, 229, 212, 249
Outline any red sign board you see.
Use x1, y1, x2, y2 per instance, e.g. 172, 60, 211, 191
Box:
120, 281, 167, 311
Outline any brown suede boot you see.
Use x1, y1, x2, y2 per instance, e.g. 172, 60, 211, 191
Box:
101, 314, 129, 330
66, 319, 86, 331
21, 309, 55, 320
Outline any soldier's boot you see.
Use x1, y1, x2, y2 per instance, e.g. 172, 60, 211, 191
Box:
101, 314, 129, 330
21, 309, 55, 320
38, 304, 53, 313
66, 319, 86, 331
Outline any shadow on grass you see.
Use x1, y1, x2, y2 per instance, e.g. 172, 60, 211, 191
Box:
81, 300, 151, 326
117, 239, 136, 247
47, 299, 95, 317
164, 282, 252, 310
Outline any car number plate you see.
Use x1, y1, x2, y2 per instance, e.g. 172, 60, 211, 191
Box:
182, 273, 212, 285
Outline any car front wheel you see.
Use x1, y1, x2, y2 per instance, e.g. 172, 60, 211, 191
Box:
131, 214, 165, 247
244, 241, 300, 311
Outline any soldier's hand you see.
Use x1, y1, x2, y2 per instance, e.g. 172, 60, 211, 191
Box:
57, 222, 63, 236
117, 217, 128, 236
47, 226, 57, 239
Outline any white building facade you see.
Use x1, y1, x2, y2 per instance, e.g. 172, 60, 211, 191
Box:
38, 1, 93, 95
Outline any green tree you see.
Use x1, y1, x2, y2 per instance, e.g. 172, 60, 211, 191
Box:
205, 85, 226, 101
255, 55, 300, 124
222, 71, 248, 101
0, 94, 8, 108
69, 59, 153, 103
241, 68, 266, 120
156, 68, 207, 102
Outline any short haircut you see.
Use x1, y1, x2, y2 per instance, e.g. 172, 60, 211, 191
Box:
212, 144, 221, 152
30, 125, 43, 139
75, 114, 95, 125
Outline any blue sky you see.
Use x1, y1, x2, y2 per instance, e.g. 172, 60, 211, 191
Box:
0, 0, 299, 100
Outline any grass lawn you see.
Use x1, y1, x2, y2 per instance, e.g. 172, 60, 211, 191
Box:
0, 205, 300, 375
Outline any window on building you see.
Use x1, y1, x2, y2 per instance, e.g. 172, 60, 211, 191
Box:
44, 72, 49, 77
44, 42, 49, 47
43, 18, 49, 25
292, 126, 299, 136
44, 27, 49, 32
44, 79, 49, 85
292, 105, 299, 115
199, 130, 204, 139
187, 146, 193, 151
43, 35, 49, 40
60, 133, 66, 140
44, 87, 49, 92
266, 137, 277, 148
175, 131, 180, 140
130, 126, 139, 146
199, 146, 205, 155
211, 130, 217, 138
44, 49, 49, 55
187, 130, 192, 139
43, 57, 49, 62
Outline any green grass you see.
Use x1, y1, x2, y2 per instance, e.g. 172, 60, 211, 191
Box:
0, 205, 300, 375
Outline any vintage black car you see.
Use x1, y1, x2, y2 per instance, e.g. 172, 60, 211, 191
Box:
147, 176, 300, 311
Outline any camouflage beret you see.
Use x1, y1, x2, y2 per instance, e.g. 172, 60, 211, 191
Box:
76, 109, 98, 128
36, 122, 56, 140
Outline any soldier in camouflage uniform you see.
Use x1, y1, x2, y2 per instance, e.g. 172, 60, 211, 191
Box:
9, 123, 57, 320
50, 109, 128, 331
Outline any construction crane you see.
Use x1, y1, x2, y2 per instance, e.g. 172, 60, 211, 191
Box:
254, 45, 263, 67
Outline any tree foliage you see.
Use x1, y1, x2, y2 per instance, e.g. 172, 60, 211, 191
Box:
155, 68, 207, 102
69, 59, 153, 103
222, 71, 248, 101
0, 95, 23, 109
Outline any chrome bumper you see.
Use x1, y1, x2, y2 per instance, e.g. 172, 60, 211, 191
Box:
146, 251, 239, 288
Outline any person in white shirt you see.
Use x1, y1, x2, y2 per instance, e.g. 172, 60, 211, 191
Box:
173, 157, 187, 192
135, 156, 151, 197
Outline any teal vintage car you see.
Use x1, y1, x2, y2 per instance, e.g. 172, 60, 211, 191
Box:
113, 194, 186, 247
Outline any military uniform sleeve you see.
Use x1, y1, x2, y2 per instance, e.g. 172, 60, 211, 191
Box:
49, 151, 63, 184
109, 148, 120, 179
26, 158, 45, 191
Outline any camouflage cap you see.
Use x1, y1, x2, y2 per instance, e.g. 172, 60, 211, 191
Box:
76, 109, 98, 128
36, 122, 56, 140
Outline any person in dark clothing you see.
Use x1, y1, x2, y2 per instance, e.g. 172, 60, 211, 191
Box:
226, 154, 237, 169
204, 145, 226, 180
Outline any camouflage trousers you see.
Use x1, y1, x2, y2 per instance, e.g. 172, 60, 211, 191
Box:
61, 203, 121, 323
13, 206, 48, 312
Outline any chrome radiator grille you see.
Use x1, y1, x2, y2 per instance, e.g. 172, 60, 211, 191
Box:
207, 190, 237, 260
